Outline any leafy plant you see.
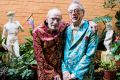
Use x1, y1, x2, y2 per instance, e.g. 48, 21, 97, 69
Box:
114, 54, 120, 61
115, 10, 120, 27
5, 29, 37, 80
6, 38, 36, 80
93, 15, 112, 40
100, 60, 116, 70
103, 0, 120, 28
111, 40, 120, 54
93, 15, 112, 24
93, 15, 112, 50
7, 57, 34, 80
0, 27, 2, 44
0, 35, 3, 44
116, 72, 120, 79
103, 0, 120, 9
111, 34, 120, 61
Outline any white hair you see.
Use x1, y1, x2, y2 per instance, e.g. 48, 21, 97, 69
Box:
68, 0, 85, 13
47, 8, 62, 18
72, 0, 80, 4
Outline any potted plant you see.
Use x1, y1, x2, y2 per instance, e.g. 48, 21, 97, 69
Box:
111, 34, 120, 68
100, 60, 116, 80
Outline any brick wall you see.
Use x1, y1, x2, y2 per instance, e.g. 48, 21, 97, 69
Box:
0, 0, 119, 43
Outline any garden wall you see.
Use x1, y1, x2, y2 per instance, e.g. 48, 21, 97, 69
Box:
0, 0, 119, 43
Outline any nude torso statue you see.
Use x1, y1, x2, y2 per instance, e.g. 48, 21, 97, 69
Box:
2, 11, 23, 58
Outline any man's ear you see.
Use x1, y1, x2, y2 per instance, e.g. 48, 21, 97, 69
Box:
82, 11, 85, 17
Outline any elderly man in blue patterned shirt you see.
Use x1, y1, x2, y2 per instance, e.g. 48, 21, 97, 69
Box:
62, 1, 98, 80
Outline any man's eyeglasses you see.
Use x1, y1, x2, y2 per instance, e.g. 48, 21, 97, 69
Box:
68, 9, 83, 14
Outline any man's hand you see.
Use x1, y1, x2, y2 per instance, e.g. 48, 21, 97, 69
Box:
70, 74, 76, 80
63, 71, 71, 80
54, 74, 61, 80
89, 20, 98, 33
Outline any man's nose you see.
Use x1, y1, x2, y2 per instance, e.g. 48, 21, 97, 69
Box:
71, 11, 75, 14
71, 11, 77, 16
53, 19, 58, 24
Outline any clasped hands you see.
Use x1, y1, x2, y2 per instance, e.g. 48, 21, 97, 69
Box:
63, 71, 75, 80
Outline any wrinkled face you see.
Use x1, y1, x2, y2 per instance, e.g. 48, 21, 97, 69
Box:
68, 4, 84, 24
47, 12, 62, 30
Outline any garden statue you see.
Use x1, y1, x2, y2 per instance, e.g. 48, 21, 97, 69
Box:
2, 11, 24, 58
104, 22, 114, 52
101, 22, 114, 62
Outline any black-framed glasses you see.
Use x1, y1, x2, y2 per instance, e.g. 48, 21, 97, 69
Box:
68, 8, 84, 14
68, 9, 80, 14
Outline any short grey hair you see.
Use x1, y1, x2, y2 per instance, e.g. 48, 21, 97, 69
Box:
47, 8, 62, 19
68, 0, 85, 13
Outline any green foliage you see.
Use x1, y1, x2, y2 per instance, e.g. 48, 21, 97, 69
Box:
103, 0, 120, 9
111, 38, 120, 61
103, 0, 120, 27
6, 46, 35, 80
0, 32, 3, 44
20, 37, 33, 54
114, 54, 120, 61
20, 36, 37, 65
116, 72, 120, 79
100, 61, 116, 70
111, 41, 120, 54
93, 15, 112, 45
0, 37, 2, 44
115, 10, 120, 27
116, 21, 120, 27
115, 10, 120, 20
6, 29, 37, 80
93, 15, 112, 24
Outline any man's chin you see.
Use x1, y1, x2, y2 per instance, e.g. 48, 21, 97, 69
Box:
72, 20, 78, 23
50, 27, 57, 30
51, 28, 57, 30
